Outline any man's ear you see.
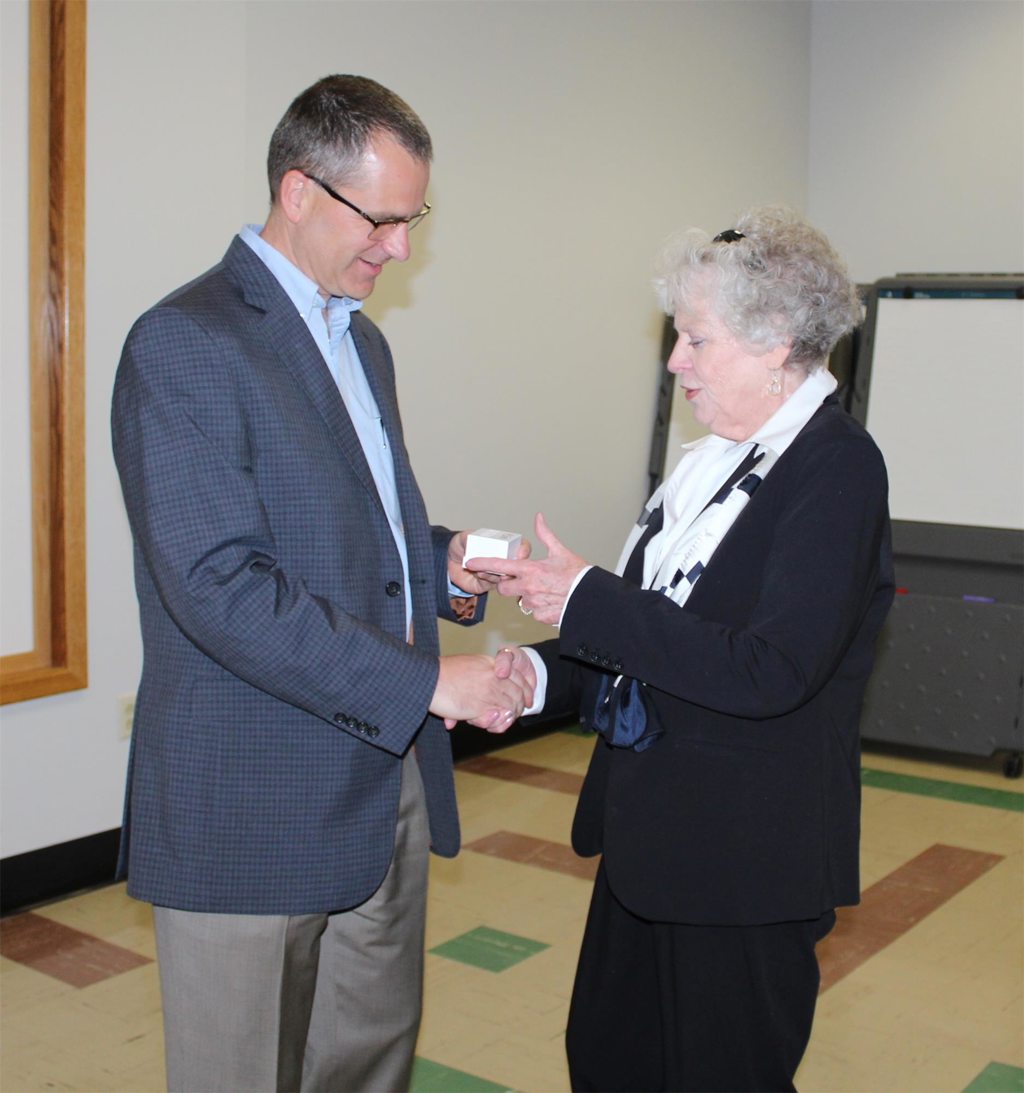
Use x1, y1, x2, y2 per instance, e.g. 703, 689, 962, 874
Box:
276, 169, 312, 224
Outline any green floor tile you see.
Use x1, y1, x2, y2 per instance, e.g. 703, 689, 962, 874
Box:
429, 925, 550, 972
963, 1061, 1024, 1092
411, 1057, 515, 1092
861, 767, 1024, 812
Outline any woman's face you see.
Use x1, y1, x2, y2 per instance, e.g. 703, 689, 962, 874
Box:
667, 289, 793, 441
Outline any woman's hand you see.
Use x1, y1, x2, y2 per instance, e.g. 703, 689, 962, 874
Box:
464, 513, 588, 626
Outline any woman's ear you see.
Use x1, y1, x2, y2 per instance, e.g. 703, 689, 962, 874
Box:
764, 337, 793, 373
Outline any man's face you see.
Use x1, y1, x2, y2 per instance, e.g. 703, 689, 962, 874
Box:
288, 133, 429, 300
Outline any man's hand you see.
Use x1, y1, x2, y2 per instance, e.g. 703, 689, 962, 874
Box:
464, 513, 587, 626
447, 530, 532, 595
430, 653, 530, 733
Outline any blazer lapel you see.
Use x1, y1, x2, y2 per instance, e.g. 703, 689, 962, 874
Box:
348, 311, 424, 527
347, 312, 415, 483
348, 312, 436, 629
222, 238, 382, 505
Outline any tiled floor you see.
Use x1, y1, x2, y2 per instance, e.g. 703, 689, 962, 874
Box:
2, 728, 1022, 1092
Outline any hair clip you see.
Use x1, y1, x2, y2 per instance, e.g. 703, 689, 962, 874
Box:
712, 229, 746, 243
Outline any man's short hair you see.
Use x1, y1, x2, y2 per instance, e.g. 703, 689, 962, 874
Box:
266, 75, 433, 204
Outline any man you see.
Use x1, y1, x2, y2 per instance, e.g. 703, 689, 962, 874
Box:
111, 75, 531, 1092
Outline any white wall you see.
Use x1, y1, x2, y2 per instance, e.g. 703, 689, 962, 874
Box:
808, 0, 1024, 281
4, 0, 1018, 859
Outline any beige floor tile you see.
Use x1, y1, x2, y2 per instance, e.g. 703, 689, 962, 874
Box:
36, 883, 153, 945
454, 774, 579, 846
73, 962, 163, 1025
490, 729, 595, 776
0, 955, 76, 1012
1, 984, 164, 1092
862, 790, 1024, 860
458, 1030, 570, 1092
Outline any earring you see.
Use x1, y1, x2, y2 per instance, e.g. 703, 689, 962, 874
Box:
767, 369, 782, 396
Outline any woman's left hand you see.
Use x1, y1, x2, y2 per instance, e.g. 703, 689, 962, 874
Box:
465, 513, 588, 626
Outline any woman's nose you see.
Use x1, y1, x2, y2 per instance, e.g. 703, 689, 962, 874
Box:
666, 340, 690, 373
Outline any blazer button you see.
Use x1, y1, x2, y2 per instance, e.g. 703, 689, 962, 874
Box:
333, 713, 348, 726
612, 659, 624, 672
577, 644, 590, 657
385, 581, 402, 597
367, 726, 380, 738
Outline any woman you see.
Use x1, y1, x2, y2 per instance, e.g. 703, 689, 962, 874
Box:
470, 207, 894, 1091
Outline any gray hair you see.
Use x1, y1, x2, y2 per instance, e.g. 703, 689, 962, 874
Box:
266, 75, 433, 204
654, 206, 861, 371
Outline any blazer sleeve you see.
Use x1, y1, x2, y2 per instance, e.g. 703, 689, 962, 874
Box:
112, 305, 439, 756
430, 525, 487, 626
527, 637, 587, 722
559, 428, 893, 720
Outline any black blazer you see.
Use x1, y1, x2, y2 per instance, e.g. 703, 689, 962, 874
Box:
536, 397, 893, 926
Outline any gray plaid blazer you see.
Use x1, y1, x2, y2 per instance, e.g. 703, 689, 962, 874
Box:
111, 236, 471, 914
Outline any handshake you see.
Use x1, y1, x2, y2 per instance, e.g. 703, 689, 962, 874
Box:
425, 527, 542, 733
428, 515, 588, 732
430, 646, 537, 734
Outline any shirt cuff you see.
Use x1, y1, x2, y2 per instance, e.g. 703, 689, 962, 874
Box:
520, 647, 548, 716
557, 565, 593, 629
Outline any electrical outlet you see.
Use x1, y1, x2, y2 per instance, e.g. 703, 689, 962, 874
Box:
119, 694, 136, 740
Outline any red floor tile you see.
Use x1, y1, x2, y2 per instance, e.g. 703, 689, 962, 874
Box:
0, 911, 152, 988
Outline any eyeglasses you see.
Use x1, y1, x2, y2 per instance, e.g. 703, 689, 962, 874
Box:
304, 173, 431, 240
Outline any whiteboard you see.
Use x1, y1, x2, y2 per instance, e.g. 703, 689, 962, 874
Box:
865, 295, 1024, 531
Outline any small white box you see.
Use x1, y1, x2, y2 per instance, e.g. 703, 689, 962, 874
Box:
463, 528, 523, 566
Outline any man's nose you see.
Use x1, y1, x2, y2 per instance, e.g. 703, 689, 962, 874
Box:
381, 223, 412, 262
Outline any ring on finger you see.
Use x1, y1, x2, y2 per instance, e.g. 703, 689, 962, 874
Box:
517, 597, 533, 617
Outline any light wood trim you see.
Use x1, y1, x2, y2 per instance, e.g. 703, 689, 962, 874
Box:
1, 0, 87, 704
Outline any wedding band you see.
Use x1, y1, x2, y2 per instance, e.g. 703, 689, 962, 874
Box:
518, 597, 533, 617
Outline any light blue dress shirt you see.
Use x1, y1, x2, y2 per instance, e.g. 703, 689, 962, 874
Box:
240, 225, 412, 633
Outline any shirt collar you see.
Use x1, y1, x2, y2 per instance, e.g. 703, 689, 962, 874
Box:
239, 224, 363, 325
